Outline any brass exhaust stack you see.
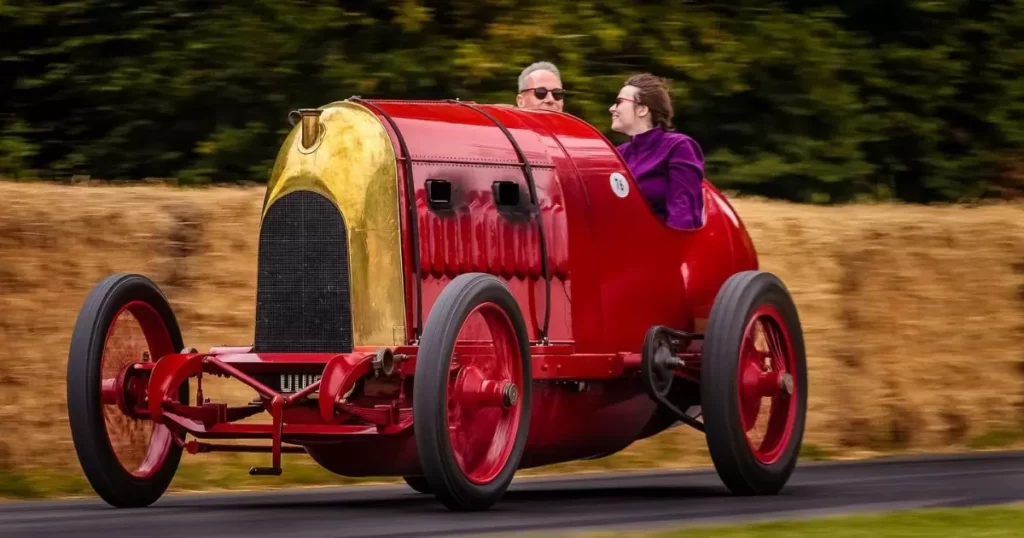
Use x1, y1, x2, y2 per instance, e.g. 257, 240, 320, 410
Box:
291, 108, 324, 150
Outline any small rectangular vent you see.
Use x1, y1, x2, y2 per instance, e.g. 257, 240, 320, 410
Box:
425, 179, 452, 210
492, 181, 520, 206
254, 190, 354, 353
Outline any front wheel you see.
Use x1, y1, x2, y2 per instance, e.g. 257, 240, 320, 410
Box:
66, 273, 189, 508
413, 273, 532, 511
701, 271, 807, 496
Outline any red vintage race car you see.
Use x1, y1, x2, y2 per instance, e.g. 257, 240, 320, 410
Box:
66, 98, 807, 511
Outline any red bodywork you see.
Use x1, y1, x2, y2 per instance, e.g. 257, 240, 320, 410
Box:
137, 100, 758, 477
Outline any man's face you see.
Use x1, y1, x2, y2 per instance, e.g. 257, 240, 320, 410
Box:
516, 70, 565, 112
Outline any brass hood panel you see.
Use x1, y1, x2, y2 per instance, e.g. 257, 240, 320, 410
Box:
263, 101, 406, 346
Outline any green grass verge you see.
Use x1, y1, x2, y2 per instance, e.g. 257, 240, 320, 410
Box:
571, 504, 1024, 537
968, 429, 1024, 450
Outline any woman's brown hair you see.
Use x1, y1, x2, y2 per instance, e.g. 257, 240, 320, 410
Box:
624, 73, 675, 131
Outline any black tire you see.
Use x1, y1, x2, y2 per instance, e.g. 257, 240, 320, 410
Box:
413, 273, 532, 511
67, 273, 189, 508
701, 270, 807, 496
402, 475, 433, 494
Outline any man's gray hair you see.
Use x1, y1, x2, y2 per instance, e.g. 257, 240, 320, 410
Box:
518, 61, 561, 92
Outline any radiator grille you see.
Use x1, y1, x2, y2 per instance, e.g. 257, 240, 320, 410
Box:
254, 190, 354, 353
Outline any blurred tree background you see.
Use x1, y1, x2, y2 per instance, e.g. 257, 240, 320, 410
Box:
1, 0, 1021, 203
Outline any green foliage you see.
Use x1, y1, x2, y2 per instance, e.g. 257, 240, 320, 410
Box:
1, 0, 1021, 202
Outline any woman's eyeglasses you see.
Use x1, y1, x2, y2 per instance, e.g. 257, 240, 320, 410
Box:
522, 87, 566, 101
613, 97, 636, 107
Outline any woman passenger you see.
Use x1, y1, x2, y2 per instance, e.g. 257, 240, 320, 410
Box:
610, 73, 705, 230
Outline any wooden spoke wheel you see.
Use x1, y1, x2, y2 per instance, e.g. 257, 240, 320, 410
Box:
701, 271, 807, 495
413, 273, 532, 511
67, 274, 189, 508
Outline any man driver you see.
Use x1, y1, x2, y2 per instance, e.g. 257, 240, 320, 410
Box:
515, 61, 566, 112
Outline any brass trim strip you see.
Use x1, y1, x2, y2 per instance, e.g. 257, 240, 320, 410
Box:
348, 97, 423, 344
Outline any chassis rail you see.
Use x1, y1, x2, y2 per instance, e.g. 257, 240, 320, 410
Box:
124, 341, 700, 476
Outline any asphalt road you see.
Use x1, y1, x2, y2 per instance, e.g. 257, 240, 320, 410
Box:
1, 450, 1022, 537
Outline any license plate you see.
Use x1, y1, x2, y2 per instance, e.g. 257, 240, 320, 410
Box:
278, 374, 322, 393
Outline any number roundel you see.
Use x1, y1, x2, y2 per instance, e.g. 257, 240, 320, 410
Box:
610, 172, 630, 198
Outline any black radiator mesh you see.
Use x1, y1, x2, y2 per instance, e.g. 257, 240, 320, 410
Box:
254, 190, 354, 353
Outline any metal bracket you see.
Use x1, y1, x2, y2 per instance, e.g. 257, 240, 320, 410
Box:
641, 325, 705, 432
249, 396, 285, 476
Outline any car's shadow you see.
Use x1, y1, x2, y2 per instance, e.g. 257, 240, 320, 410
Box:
153, 483, 804, 514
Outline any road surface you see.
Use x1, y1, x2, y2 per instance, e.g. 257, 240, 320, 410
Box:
0, 450, 1021, 537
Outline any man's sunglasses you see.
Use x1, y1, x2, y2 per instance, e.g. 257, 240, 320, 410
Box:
521, 87, 566, 101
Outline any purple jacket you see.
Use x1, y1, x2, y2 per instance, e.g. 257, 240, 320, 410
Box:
616, 128, 705, 230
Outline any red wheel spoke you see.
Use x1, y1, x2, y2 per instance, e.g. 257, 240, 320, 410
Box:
756, 371, 782, 398
739, 360, 763, 432
765, 325, 787, 373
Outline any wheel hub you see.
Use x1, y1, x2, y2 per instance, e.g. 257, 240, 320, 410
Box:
501, 382, 518, 408
102, 366, 150, 419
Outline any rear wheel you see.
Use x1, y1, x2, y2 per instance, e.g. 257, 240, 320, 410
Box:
701, 271, 807, 495
67, 274, 189, 508
413, 273, 532, 511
